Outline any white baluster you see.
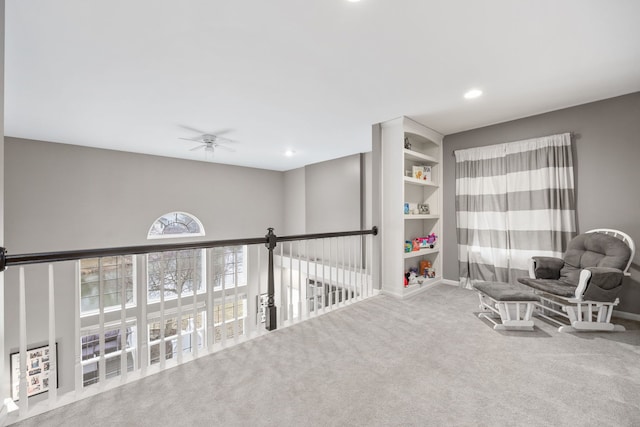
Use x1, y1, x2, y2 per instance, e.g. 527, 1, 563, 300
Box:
221, 248, 228, 345
159, 256, 166, 369
176, 253, 184, 365
206, 249, 214, 351
297, 241, 302, 319
98, 259, 106, 388
192, 250, 199, 357
119, 257, 128, 383
234, 246, 240, 342
322, 239, 327, 314
280, 244, 285, 324
18, 267, 28, 416
48, 264, 58, 403
289, 242, 293, 321
140, 254, 149, 374
74, 261, 82, 395
314, 240, 319, 314
368, 235, 373, 296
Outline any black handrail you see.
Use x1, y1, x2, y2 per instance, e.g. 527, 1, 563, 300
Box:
0, 226, 377, 270
0, 226, 378, 331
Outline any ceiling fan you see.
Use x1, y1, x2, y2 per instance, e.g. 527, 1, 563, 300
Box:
178, 126, 237, 154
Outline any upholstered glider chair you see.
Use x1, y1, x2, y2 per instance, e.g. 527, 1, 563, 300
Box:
518, 229, 635, 332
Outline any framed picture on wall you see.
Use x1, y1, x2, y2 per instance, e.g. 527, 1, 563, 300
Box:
10, 343, 58, 401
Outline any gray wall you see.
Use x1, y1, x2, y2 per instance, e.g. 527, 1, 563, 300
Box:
283, 154, 364, 235
5, 138, 284, 253
305, 154, 361, 234
283, 167, 306, 235
442, 92, 640, 314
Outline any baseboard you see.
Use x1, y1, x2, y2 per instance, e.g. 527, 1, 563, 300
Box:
612, 310, 640, 322
439, 279, 459, 287
381, 279, 444, 299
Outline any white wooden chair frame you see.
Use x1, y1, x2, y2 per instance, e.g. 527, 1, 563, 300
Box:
528, 229, 635, 333
477, 292, 536, 331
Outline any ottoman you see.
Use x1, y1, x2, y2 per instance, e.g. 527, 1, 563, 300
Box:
473, 282, 539, 331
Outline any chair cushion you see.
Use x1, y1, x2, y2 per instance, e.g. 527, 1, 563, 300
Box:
474, 282, 539, 301
560, 232, 631, 285
517, 277, 577, 297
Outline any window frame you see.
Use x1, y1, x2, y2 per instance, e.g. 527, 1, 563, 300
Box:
147, 211, 205, 240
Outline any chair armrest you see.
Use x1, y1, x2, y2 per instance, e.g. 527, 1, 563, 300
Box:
585, 267, 624, 290
576, 267, 625, 302
531, 256, 564, 279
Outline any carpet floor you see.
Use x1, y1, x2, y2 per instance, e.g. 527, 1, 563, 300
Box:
12, 284, 640, 427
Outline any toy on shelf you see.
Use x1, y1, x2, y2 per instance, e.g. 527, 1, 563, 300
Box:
404, 267, 420, 287
425, 233, 437, 248
418, 259, 437, 279
419, 260, 432, 276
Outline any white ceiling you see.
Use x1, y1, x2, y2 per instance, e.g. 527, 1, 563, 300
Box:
5, 0, 640, 171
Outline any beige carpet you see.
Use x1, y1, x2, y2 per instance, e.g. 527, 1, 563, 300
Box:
12, 284, 640, 426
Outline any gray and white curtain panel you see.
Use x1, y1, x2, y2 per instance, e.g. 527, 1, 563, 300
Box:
455, 133, 576, 288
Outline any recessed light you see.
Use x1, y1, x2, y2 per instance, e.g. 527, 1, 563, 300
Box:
284, 150, 295, 157
464, 89, 483, 99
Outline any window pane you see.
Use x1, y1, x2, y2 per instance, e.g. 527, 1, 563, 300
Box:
148, 311, 205, 365
214, 320, 244, 341
81, 326, 136, 387
147, 250, 203, 302
212, 246, 246, 290
80, 256, 135, 314
213, 297, 246, 325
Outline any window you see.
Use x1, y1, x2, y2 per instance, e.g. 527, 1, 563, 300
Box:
213, 296, 247, 341
80, 256, 136, 316
147, 212, 204, 239
147, 212, 206, 303
147, 249, 205, 302
148, 309, 205, 365
81, 323, 136, 387
212, 246, 247, 290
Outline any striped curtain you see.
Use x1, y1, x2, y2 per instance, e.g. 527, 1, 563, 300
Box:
455, 133, 576, 288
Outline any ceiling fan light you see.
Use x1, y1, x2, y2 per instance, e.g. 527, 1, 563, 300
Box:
464, 89, 483, 99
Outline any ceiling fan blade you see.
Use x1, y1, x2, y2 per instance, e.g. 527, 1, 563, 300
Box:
179, 125, 209, 135
179, 137, 203, 143
214, 144, 235, 152
214, 135, 238, 144
210, 128, 234, 137
190, 145, 206, 151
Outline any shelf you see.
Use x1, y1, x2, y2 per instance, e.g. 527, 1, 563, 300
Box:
403, 247, 439, 259
403, 176, 438, 187
403, 149, 438, 164
402, 276, 442, 297
404, 214, 439, 220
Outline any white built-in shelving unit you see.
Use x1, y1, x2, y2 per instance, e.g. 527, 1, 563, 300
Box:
375, 116, 444, 298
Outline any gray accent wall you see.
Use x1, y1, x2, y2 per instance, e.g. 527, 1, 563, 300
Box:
443, 92, 640, 314
283, 167, 306, 235
305, 154, 361, 234
5, 137, 284, 253
283, 154, 363, 235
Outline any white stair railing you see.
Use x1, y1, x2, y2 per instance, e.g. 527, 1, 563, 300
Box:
1, 227, 377, 425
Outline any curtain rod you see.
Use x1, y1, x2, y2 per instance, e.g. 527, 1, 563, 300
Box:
451, 132, 578, 156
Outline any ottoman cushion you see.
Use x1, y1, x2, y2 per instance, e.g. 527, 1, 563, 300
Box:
474, 282, 538, 301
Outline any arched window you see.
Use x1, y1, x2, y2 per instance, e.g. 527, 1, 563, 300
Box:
147, 212, 206, 303
147, 212, 205, 239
